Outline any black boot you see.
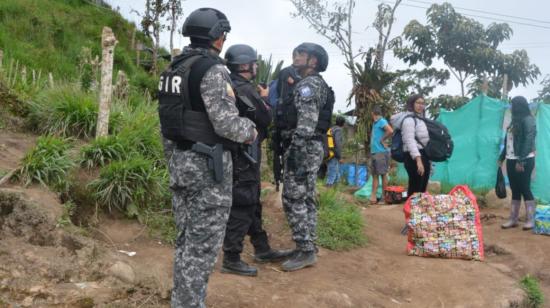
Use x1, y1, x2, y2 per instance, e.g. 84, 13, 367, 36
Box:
254, 249, 294, 263
221, 258, 258, 277
281, 250, 317, 272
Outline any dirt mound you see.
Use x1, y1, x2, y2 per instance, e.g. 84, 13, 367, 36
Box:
0, 188, 168, 307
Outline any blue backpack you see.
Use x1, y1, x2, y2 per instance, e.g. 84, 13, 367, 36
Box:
267, 79, 279, 108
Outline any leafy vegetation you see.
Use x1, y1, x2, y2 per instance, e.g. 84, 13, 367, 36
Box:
79, 135, 128, 169
13, 136, 73, 192
520, 275, 544, 308
88, 156, 166, 216
27, 84, 123, 138
0, 0, 157, 94
317, 187, 367, 250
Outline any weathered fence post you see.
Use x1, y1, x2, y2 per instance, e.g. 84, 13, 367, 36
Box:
0, 49, 3, 72
48, 72, 54, 88
96, 26, 117, 138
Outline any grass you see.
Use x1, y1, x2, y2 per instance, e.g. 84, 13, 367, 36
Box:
56, 200, 76, 228
13, 136, 73, 192
88, 156, 166, 216
0, 0, 160, 95
317, 187, 367, 251
27, 84, 123, 138
79, 135, 128, 169
520, 275, 544, 308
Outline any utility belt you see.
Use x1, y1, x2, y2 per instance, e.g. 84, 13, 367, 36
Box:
176, 139, 257, 184
281, 133, 324, 151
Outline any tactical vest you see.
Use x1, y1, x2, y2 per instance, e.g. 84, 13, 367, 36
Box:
158, 50, 238, 151
275, 76, 335, 134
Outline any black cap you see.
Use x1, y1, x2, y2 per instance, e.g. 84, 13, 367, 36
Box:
182, 8, 231, 41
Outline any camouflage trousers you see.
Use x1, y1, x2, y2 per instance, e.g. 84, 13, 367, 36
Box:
169, 148, 233, 308
282, 140, 324, 252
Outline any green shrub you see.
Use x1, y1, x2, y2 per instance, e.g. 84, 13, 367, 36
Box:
317, 188, 367, 250
28, 85, 97, 137
27, 84, 124, 138
79, 135, 127, 169
88, 156, 164, 215
117, 104, 163, 163
520, 275, 544, 308
13, 136, 73, 192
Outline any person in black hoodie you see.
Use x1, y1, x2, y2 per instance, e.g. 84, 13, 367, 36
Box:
221, 44, 293, 276
499, 96, 537, 230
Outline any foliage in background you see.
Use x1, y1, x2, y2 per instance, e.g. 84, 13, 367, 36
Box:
13, 136, 74, 192
0, 0, 158, 94
393, 3, 539, 97
536, 75, 550, 104
317, 187, 367, 250
255, 54, 284, 86
426, 95, 469, 119
388, 68, 450, 111
520, 275, 544, 308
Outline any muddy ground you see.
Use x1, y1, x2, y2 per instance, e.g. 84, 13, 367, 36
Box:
0, 131, 548, 307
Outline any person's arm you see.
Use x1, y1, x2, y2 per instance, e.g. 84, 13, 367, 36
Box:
498, 132, 507, 164
201, 64, 256, 143
518, 116, 536, 162
382, 124, 393, 141
333, 127, 343, 160
401, 117, 420, 159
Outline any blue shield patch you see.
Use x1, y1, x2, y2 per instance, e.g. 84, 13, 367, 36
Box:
299, 86, 312, 97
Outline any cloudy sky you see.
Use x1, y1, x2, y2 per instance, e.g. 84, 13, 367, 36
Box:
105, 0, 550, 113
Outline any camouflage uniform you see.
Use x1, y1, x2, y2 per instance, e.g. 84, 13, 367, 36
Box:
169, 49, 255, 308
281, 74, 330, 252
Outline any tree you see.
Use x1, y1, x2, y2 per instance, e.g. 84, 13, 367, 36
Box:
426, 95, 469, 119
137, 0, 168, 74
167, 0, 184, 56
291, 0, 402, 149
373, 0, 402, 70
393, 3, 521, 97
290, 0, 358, 84
536, 75, 550, 103
387, 68, 450, 111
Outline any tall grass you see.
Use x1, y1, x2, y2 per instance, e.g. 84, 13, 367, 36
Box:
88, 156, 165, 215
27, 84, 123, 138
79, 135, 128, 169
13, 136, 73, 192
317, 188, 367, 250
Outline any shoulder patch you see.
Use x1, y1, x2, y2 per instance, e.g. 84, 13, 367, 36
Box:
299, 86, 312, 97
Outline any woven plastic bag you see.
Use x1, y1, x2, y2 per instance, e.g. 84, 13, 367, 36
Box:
534, 204, 550, 235
403, 185, 484, 261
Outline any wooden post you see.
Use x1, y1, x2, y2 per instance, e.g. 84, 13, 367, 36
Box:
0, 49, 3, 72
131, 27, 136, 50
48, 72, 54, 88
501, 74, 509, 101
136, 41, 141, 66
21, 66, 27, 85
96, 26, 118, 139
32, 69, 36, 86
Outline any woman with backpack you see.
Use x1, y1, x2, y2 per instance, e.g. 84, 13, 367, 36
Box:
390, 94, 431, 198
499, 96, 537, 230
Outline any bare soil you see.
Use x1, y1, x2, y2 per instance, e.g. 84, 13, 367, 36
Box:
1, 130, 549, 307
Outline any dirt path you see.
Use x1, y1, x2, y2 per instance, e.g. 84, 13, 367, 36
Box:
1, 130, 548, 307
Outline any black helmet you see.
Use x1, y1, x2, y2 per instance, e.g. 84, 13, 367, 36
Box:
295, 42, 329, 72
224, 44, 257, 65
182, 8, 231, 41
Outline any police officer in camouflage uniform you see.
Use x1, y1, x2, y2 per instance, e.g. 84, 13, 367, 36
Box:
158, 8, 257, 308
278, 42, 334, 272
220, 44, 293, 277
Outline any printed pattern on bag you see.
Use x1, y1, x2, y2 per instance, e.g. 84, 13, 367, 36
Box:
404, 185, 484, 261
